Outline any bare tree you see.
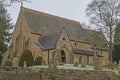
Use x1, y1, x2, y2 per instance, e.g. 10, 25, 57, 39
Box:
9, 0, 31, 3
86, 0, 120, 63
0, 0, 31, 6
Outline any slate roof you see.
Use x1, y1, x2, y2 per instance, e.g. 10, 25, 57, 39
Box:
23, 7, 88, 42
83, 29, 108, 50
38, 30, 62, 50
22, 7, 108, 50
72, 47, 102, 57
73, 47, 94, 56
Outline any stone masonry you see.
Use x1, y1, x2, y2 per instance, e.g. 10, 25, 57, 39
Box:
0, 67, 119, 80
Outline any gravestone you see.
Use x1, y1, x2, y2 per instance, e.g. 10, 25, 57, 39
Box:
48, 59, 53, 68
42, 60, 46, 65
81, 58, 86, 68
118, 61, 120, 68
24, 61, 27, 68
108, 62, 113, 70
48, 59, 57, 68
94, 56, 103, 70
113, 62, 118, 68
74, 58, 79, 67
13, 57, 19, 67
89, 58, 93, 65
118, 71, 120, 74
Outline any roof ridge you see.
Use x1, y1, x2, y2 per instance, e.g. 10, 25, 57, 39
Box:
22, 7, 80, 24
83, 28, 100, 33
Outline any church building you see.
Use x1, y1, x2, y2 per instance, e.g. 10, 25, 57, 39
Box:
3, 7, 109, 66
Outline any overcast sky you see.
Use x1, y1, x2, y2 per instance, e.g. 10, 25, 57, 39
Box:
7, 0, 92, 25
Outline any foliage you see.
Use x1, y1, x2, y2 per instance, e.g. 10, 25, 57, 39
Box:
0, 0, 31, 6
9, 0, 31, 5
86, 0, 120, 62
34, 56, 43, 65
4, 60, 13, 66
0, 54, 3, 65
0, 2, 13, 54
113, 23, 120, 63
0, 2, 13, 65
19, 50, 34, 67
112, 45, 120, 63
114, 23, 120, 45
10, 0, 31, 2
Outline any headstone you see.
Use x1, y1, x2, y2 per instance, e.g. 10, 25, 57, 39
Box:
118, 61, 120, 68
81, 58, 86, 68
94, 56, 103, 70
108, 62, 113, 70
13, 57, 19, 67
24, 61, 27, 68
74, 58, 79, 67
48, 59, 57, 68
113, 62, 118, 68
89, 58, 93, 65
118, 71, 120, 74
48, 59, 53, 68
53, 61, 57, 68
42, 60, 46, 65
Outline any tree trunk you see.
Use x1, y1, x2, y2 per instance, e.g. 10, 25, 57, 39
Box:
109, 26, 113, 63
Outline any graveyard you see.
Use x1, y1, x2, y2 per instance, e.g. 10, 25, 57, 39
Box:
1, 0, 120, 80
29, 63, 120, 74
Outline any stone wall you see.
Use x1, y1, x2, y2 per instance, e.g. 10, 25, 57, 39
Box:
0, 67, 120, 80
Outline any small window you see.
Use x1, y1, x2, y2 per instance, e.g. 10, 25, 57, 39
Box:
7, 54, 10, 59
63, 37, 65, 41
74, 42, 77, 46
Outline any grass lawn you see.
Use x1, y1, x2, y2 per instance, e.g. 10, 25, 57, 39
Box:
29, 64, 120, 74
29, 64, 98, 70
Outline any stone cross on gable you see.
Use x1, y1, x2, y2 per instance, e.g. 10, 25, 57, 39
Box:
20, 1, 23, 9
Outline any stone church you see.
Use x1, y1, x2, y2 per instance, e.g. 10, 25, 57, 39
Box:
3, 7, 109, 67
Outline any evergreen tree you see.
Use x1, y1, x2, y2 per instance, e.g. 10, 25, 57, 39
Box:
113, 23, 120, 63
0, 2, 13, 64
112, 45, 120, 63
114, 23, 120, 45
19, 50, 34, 67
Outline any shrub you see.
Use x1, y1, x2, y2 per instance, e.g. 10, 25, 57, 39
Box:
19, 50, 34, 67
4, 60, 13, 66
0, 54, 3, 65
34, 56, 43, 65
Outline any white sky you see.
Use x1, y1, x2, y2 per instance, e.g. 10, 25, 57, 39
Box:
7, 0, 92, 25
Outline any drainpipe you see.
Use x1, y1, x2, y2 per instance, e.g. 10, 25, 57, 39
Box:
101, 49, 102, 56
48, 50, 50, 65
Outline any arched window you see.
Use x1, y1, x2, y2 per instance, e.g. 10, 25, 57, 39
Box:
74, 42, 77, 46
61, 50, 66, 64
